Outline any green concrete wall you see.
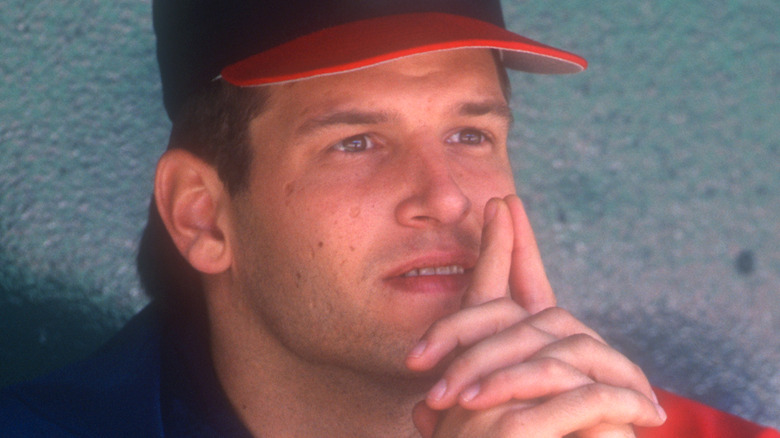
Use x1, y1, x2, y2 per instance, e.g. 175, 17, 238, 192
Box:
1, 0, 778, 428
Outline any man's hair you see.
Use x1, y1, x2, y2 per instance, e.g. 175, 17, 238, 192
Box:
169, 80, 270, 195
137, 53, 511, 301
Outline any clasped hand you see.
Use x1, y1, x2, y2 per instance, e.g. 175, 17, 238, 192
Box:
406, 196, 667, 438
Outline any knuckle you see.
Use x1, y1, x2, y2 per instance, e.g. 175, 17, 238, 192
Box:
504, 301, 529, 321
537, 357, 573, 380
493, 401, 542, 437
510, 319, 538, 338
483, 366, 517, 390
566, 332, 600, 351
485, 296, 524, 319
492, 296, 514, 308
445, 350, 482, 379
579, 382, 613, 406
578, 384, 646, 417
538, 306, 570, 321
421, 314, 459, 342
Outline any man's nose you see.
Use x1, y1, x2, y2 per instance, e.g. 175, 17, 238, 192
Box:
394, 147, 471, 228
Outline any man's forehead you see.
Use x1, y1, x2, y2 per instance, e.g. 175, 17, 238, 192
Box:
252, 49, 509, 128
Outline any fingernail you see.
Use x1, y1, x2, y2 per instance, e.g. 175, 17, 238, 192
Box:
408, 340, 427, 359
460, 383, 481, 403
429, 379, 448, 402
655, 403, 667, 422
651, 390, 659, 404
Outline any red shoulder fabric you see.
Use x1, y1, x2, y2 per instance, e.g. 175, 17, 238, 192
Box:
636, 388, 780, 438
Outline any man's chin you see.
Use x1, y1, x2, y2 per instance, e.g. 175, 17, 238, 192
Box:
383, 301, 462, 339
366, 366, 444, 398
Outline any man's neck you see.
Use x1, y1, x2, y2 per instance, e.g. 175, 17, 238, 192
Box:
207, 299, 426, 437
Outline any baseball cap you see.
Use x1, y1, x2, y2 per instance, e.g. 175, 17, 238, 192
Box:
154, 0, 587, 120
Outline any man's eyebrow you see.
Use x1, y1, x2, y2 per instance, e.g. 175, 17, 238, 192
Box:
295, 101, 513, 136
458, 101, 514, 126
296, 110, 394, 136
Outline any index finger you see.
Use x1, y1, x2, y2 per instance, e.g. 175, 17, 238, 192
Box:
505, 195, 556, 313
460, 197, 513, 308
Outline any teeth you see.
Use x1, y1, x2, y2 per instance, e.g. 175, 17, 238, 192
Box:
403, 265, 465, 277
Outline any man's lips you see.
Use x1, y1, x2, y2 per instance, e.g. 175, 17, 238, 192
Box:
383, 252, 476, 294
384, 251, 477, 278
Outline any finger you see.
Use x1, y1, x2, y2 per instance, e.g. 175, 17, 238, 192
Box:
528, 333, 657, 405
497, 384, 666, 436
406, 297, 527, 371
423, 316, 558, 409
451, 333, 655, 412
414, 308, 607, 408
457, 357, 594, 410
408, 299, 610, 385
522, 306, 607, 344
505, 195, 556, 313
424, 318, 654, 411
412, 401, 440, 438
461, 197, 514, 307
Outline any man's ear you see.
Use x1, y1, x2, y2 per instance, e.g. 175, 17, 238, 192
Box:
154, 149, 233, 275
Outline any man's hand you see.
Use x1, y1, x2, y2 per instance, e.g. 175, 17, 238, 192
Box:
406, 196, 667, 437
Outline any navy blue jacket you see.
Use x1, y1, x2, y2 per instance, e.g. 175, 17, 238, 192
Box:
0, 304, 252, 437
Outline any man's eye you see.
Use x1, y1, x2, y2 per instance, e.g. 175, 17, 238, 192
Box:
332, 134, 374, 152
447, 128, 487, 146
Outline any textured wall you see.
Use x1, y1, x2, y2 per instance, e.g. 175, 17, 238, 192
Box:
1, 0, 778, 429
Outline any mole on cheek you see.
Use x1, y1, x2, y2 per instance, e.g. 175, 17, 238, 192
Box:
284, 182, 295, 197
284, 182, 297, 207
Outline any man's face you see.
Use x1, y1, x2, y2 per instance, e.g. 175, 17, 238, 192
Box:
227, 49, 516, 377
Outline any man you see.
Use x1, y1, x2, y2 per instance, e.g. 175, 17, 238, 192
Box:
1, 0, 777, 436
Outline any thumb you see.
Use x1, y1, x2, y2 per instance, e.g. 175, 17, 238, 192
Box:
412, 401, 441, 438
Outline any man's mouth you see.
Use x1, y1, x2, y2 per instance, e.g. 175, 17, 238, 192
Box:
402, 265, 466, 277
382, 248, 477, 295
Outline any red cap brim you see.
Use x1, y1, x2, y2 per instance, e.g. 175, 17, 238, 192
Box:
221, 12, 587, 86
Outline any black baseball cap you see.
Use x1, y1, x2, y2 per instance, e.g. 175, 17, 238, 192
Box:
154, 0, 587, 120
